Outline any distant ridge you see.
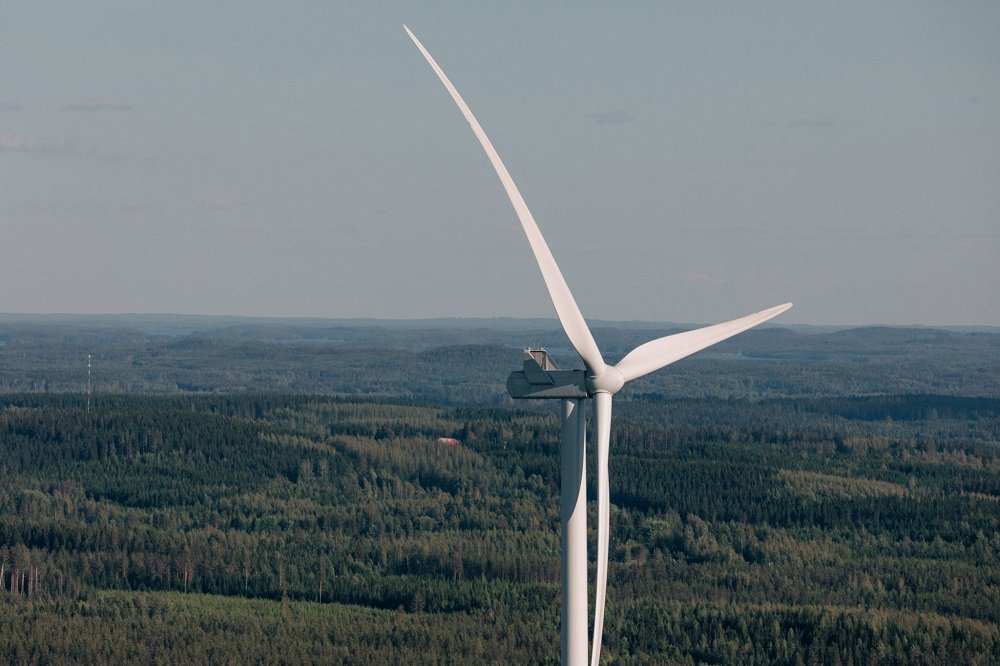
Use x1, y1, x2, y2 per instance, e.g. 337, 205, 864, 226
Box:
1, 312, 996, 335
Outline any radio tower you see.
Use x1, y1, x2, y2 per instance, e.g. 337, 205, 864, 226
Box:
86, 354, 92, 413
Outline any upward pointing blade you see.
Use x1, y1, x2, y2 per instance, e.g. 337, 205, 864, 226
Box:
404, 26, 607, 376
615, 303, 793, 383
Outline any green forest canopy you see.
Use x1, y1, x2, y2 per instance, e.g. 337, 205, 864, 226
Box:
0, 320, 998, 663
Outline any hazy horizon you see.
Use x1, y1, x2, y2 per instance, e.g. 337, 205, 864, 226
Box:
1, 309, 997, 333
3, 3, 998, 327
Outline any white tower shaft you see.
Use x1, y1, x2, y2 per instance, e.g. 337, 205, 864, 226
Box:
560, 398, 588, 666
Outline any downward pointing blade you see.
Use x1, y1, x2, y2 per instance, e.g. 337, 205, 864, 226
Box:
615, 303, 793, 383
591, 392, 612, 666
404, 26, 607, 376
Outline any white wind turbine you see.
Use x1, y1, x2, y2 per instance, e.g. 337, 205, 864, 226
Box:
405, 26, 791, 665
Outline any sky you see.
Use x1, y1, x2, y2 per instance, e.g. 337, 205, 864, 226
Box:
2, 2, 998, 327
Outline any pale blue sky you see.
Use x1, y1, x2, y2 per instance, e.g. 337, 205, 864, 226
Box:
2, 2, 998, 325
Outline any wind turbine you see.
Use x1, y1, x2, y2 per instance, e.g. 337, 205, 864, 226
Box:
404, 26, 791, 665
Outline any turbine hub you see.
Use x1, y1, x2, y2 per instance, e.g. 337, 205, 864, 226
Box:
587, 366, 624, 395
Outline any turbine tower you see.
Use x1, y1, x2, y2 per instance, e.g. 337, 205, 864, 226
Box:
405, 26, 791, 665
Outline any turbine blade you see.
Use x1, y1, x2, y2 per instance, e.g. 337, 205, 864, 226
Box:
614, 303, 792, 383
404, 26, 606, 375
591, 392, 612, 666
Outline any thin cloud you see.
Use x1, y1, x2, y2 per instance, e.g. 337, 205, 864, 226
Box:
682, 271, 727, 285
199, 198, 244, 211
84, 147, 131, 164
116, 203, 158, 214
62, 98, 131, 112
787, 117, 834, 129
591, 110, 635, 125
0, 137, 76, 156
0, 102, 22, 112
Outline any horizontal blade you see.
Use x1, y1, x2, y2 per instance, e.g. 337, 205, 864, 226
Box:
404, 26, 606, 376
614, 302, 792, 383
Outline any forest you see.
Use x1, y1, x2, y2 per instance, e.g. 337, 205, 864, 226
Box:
0, 316, 998, 664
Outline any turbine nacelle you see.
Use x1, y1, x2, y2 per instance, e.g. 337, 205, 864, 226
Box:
506, 350, 624, 398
